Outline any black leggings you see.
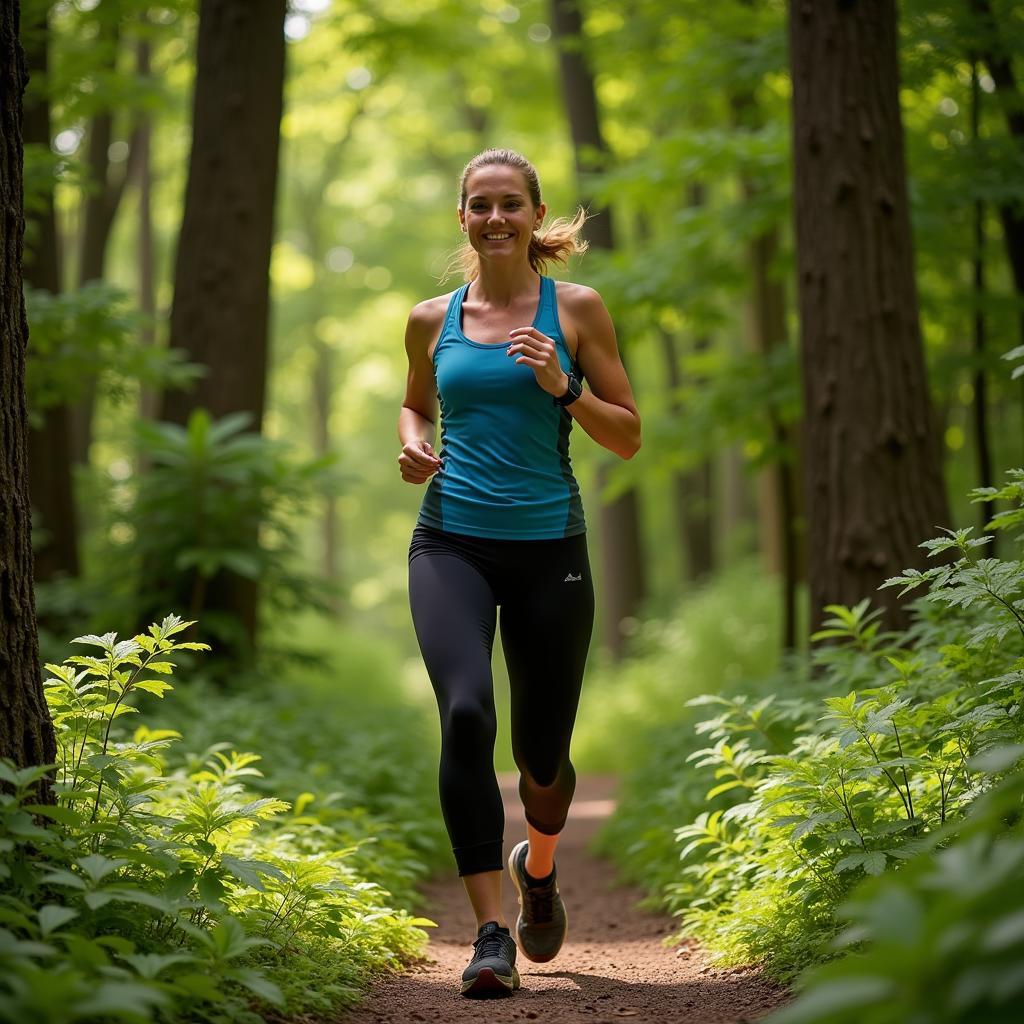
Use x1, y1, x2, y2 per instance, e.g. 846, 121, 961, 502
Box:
407, 523, 595, 877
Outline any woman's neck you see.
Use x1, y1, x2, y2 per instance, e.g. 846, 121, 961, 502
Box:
469, 262, 540, 308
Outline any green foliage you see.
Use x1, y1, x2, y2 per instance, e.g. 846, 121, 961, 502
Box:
24, 283, 198, 423
599, 469, 1024, 991
126, 410, 350, 652
572, 559, 781, 773
0, 615, 441, 1024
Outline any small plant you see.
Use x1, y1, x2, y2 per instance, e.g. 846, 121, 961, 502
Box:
598, 467, 1024, 985
0, 615, 436, 1024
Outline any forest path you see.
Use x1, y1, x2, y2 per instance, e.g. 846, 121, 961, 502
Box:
333, 774, 790, 1024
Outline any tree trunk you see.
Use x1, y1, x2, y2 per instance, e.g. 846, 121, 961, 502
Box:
160, 0, 287, 650
789, 0, 950, 635
135, 22, 158, 424
22, 3, 79, 584
657, 325, 715, 583
70, 2, 127, 466
730, 81, 801, 651
967, 0, 1024, 458
0, 0, 57, 799
970, 60, 995, 556
550, 0, 647, 659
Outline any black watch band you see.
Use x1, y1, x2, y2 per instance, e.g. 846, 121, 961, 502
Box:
555, 369, 583, 407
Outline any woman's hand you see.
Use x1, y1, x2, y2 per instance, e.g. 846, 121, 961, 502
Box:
398, 439, 442, 484
507, 326, 569, 398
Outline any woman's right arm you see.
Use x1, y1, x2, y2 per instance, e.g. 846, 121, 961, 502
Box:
397, 300, 444, 484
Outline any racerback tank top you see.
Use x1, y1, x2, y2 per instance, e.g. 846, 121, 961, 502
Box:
416, 275, 586, 540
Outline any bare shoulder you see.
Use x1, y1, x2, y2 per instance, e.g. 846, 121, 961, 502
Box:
405, 290, 457, 356
554, 282, 614, 360
554, 280, 607, 315
407, 292, 453, 335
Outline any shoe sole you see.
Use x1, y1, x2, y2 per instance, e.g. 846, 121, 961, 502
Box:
508, 840, 568, 964
461, 965, 520, 997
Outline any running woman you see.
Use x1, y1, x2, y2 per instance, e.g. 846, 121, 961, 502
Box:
398, 148, 641, 998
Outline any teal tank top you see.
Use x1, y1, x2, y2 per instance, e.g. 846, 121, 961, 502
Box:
417, 275, 586, 540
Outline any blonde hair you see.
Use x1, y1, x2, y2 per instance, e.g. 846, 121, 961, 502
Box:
440, 148, 589, 283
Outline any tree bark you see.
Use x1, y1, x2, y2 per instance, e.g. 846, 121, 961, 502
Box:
550, 0, 647, 659
967, 0, 1024, 457
0, 0, 57, 798
789, 0, 950, 635
160, 0, 287, 649
134, 23, 157, 423
22, 3, 79, 584
970, 60, 995, 556
70, 2, 133, 465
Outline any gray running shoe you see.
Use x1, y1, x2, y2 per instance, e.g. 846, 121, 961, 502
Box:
508, 839, 568, 963
461, 921, 520, 997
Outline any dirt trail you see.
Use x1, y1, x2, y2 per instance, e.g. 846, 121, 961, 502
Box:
335, 774, 789, 1023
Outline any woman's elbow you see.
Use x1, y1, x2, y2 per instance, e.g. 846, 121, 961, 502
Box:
621, 422, 642, 460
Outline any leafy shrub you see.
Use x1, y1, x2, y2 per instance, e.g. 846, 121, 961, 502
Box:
598, 468, 1024, 988
0, 616, 439, 1024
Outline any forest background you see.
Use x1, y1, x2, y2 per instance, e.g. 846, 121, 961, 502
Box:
2, 0, 1024, 1022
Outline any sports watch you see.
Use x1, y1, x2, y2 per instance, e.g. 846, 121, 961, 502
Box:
555, 368, 583, 407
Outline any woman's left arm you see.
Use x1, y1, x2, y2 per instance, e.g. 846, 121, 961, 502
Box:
508, 284, 641, 459
558, 285, 641, 460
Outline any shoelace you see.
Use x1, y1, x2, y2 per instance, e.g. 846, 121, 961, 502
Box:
523, 876, 557, 924
472, 930, 510, 961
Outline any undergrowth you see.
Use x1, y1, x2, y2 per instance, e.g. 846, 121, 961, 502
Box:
0, 617, 447, 1024
598, 468, 1024, 1023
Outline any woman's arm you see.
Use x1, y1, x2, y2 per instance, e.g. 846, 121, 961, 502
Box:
397, 301, 444, 484
557, 284, 641, 460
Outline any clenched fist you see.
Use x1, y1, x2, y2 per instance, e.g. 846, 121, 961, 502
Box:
398, 439, 442, 484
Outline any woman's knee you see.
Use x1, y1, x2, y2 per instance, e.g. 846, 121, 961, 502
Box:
443, 696, 497, 747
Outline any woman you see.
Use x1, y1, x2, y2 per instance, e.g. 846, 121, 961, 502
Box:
398, 148, 641, 998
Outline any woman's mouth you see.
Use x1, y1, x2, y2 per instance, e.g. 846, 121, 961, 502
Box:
482, 232, 513, 241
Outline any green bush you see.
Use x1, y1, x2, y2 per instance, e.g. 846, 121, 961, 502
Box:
598, 468, 1024, 992
0, 616, 442, 1024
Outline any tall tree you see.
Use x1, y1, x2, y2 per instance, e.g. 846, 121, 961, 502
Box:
1, 0, 57, 798
970, 58, 995, 556
729, 86, 801, 652
21, 1, 79, 584
789, 0, 950, 632
70, 0, 142, 464
550, 0, 647, 659
967, 0, 1024, 385
161, 0, 287, 647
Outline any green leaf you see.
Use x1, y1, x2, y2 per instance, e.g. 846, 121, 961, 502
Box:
37, 904, 79, 936
767, 977, 894, 1024
226, 966, 285, 1006
967, 744, 1024, 774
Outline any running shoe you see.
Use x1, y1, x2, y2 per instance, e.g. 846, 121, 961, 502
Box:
460, 920, 520, 997
507, 839, 568, 963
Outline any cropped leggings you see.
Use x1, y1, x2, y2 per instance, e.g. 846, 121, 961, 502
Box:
408, 522, 595, 877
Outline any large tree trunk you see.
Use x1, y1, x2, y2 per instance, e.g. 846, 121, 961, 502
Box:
0, 0, 57, 799
789, 0, 950, 634
22, 3, 79, 585
160, 0, 287, 650
550, 0, 647, 659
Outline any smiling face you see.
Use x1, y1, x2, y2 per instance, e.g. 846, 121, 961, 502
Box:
458, 163, 546, 267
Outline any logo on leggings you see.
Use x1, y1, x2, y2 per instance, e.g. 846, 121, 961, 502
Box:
564, 572, 583, 582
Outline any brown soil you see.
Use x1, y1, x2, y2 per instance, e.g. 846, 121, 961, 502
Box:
333, 774, 791, 1024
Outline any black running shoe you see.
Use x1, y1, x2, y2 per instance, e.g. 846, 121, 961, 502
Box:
508, 839, 568, 963
460, 920, 520, 997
